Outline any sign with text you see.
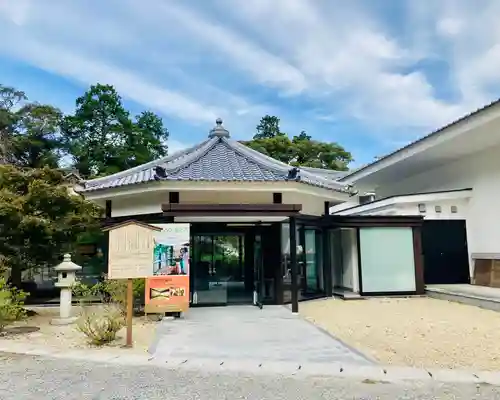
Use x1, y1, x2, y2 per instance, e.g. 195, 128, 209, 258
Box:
144, 275, 190, 313
106, 221, 159, 280
145, 223, 190, 313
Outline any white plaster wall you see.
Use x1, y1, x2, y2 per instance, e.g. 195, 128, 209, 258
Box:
110, 190, 327, 217
370, 142, 500, 275
283, 192, 325, 215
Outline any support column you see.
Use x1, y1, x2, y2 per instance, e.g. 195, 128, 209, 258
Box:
103, 200, 112, 274
322, 201, 332, 296
323, 229, 332, 296
290, 216, 299, 313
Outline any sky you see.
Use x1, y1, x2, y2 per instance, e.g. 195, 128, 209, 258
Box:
1, 0, 500, 167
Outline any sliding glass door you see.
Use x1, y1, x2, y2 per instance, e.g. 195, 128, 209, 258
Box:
192, 234, 251, 305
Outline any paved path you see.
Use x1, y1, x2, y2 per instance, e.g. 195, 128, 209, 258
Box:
1, 353, 499, 399
151, 305, 371, 365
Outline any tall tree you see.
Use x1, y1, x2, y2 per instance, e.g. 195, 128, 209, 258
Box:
254, 115, 284, 139
11, 104, 63, 168
243, 115, 353, 170
0, 85, 63, 168
62, 84, 169, 178
0, 85, 27, 164
0, 165, 101, 288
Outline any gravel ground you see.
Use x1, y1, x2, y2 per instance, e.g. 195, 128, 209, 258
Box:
0, 306, 157, 355
1, 353, 499, 399
299, 297, 500, 371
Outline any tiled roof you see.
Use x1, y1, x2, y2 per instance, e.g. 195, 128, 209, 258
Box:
80, 121, 348, 193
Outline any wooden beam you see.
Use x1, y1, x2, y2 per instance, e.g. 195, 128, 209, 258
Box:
161, 203, 302, 216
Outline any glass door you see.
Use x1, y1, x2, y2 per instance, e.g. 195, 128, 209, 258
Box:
191, 234, 248, 305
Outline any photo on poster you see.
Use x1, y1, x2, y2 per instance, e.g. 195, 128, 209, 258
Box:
151, 223, 190, 276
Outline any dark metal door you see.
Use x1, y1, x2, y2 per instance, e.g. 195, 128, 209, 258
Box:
422, 220, 470, 284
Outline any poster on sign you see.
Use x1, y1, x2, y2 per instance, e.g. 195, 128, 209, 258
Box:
145, 223, 190, 314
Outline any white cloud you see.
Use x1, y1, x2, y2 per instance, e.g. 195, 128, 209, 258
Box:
0, 0, 272, 131
0, 0, 31, 26
1, 0, 500, 146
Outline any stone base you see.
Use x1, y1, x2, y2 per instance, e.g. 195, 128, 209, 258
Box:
50, 316, 78, 326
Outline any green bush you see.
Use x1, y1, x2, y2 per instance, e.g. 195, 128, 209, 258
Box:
0, 278, 27, 332
76, 305, 125, 346
72, 278, 146, 314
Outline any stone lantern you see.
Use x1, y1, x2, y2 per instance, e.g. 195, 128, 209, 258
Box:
50, 253, 81, 325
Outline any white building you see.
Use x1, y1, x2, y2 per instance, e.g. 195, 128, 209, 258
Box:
332, 99, 500, 288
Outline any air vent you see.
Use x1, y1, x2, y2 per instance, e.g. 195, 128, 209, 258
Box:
418, 203, 426, 213
451, 205, 458, 213
435, 205, 442, 213
359, 194, 375, 205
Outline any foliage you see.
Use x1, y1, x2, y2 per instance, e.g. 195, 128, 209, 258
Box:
0, 85, 28, 165
72, 278, 146, 313
0, 165, 102, 287
76, 304, 125, 346
243, 115, 353, 170
0, 278, 27, 332
11, 103, 64, 168
254, 115, 284, 139
0, 85, 64, 168
62, 84, 169, 178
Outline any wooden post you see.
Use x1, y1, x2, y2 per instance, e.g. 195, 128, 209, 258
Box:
126, 278, 133, 347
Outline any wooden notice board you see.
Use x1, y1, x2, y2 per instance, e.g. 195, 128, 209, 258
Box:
104, 221, 161, 279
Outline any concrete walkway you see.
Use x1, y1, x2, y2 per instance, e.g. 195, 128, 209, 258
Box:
150, 305, 372, 365
426, 284, 500, 312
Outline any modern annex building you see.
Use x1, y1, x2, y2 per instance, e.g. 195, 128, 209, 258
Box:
77, 119, 424, 311
332, 100, 500, 289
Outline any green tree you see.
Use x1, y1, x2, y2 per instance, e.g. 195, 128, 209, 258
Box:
0, 165, 102, 288
254, 115, 284, 139
0, 85, 27, 164
243, 116, 353, 170
11, 104, 63, 168
62, 84, 169, 178
0, 85, 63, 168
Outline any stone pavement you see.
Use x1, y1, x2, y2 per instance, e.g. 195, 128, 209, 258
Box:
151, 305, 372, 365
1, 305, 500, 386
2, 353, 500, 400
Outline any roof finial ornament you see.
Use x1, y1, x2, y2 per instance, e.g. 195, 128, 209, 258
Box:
208, 118, 230, 138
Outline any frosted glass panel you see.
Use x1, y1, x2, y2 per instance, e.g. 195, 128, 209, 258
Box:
359, 227, 416, 293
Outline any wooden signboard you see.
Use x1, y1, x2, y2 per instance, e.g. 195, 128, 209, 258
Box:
104, 221, 161, 280
103, 220, 164, 347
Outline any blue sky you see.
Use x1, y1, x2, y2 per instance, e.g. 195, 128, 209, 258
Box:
1, 0, 500, 167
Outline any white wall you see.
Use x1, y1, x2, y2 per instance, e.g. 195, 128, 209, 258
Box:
111, 189, 327, 217
368, 142, 500, 275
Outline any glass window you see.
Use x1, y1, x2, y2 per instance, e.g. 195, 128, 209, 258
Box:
359, 227, 416, 293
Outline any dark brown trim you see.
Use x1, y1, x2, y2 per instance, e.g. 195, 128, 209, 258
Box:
324, 215, 423, 227
356, 227, 363, 294
101, 213, 174, 226
102, 219, 163, 232
169, 191, 180, 204
322, 228, 332, 296
105, 200, 112, 218
361, 291, 419, 297
289, 216, 298, 313
412, 225, 425, 294
323, 201, 330, 216
161, 203, 302, 216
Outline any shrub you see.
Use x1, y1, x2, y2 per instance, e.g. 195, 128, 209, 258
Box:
76, 305, 125, 346
0, 278, 27, 332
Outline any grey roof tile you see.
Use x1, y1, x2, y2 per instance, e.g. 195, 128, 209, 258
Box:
81, 136, 347, 193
